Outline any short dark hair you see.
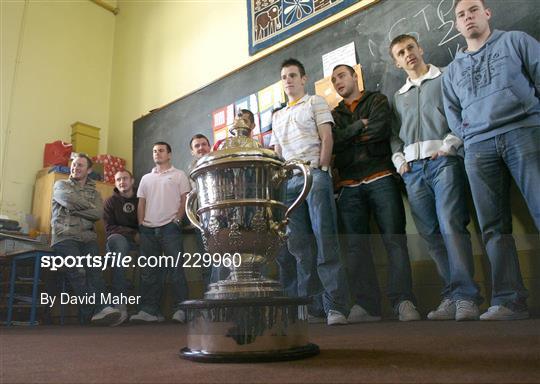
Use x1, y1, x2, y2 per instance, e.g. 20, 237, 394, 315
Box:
74, 153, 93, 169
115, 169, 133, 178
389, 34, 420, 59
153, 141, 171, 153
281, 58, 306, 77
189, 134, 210, 149
454, 0, 486, 8
240, 109, 255, 125
332, 64, 355, 76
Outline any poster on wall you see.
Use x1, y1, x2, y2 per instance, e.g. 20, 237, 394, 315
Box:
247, 0, 359, 55
212, 104, 235, 144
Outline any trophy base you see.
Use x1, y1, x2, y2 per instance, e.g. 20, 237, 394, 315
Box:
205, 277, 282, 299
179, 297, 319, 363
179, 343, 319, 363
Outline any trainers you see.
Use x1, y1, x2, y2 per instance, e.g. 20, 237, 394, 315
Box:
348, 304, 381, 323
397, 300, 421, 321
307, 314, 326, 324
130, 310, 159, 323
110, 304, 128, 327
479, 305, 529, 321
91, 306, 121, 326
327, 310, 348, 326
427, 299, 455, 320
455, 300, 479, 321
172, 309, 186, 323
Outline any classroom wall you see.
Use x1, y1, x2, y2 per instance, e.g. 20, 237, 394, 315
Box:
0, 0, 115, 220
1, 0, 537, 310
107, 0, 250, 171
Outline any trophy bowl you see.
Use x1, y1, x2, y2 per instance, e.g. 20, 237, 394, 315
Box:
186, 149, 311, 298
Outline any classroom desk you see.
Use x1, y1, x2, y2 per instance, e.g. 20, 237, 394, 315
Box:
0, 233, 53, 326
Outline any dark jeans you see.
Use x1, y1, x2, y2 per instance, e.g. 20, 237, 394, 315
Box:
464, 127, 540, 311
403, 156, 482, 304
106, 234, 137, 297
52, 239, 108, 320
138, 223, 189, 315
337, 175, 415, 315
286, 169, 350, 316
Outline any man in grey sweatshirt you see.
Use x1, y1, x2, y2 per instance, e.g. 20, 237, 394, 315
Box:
442, 0, 540, 320
390, 34, 482, 321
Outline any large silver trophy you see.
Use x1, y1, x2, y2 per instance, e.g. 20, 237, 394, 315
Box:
179, 116, 319, 362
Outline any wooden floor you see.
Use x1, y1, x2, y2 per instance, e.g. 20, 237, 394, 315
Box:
2, 318, 539, 383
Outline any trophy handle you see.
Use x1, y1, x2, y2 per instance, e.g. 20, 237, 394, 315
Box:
185, 190, 204, 232
283, 160, 313, 220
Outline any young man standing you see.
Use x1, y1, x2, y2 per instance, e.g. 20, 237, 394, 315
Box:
443, 0, 540, 320
51, 153, 120, 325
130, 142, 191, 323
103, 169, 139, 325
331, 64, 420, 322
390, 34, 482, 321
270, 58, 352, 325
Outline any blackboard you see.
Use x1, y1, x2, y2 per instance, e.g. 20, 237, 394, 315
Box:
133, 0, 540, 181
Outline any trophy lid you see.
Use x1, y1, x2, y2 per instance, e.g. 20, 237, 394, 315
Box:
191, 114, 282, 177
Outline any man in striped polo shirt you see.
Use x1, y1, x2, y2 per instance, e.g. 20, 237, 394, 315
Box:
270, 58, 353, 326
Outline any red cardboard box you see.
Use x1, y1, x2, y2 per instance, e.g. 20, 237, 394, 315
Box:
92, 154, 126, 184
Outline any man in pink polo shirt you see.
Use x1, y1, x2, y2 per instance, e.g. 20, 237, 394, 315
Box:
130, 141, 191, 324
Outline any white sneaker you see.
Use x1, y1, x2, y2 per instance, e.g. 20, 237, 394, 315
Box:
91, 306, 121, 326
455, 300, 479, 321
479, 305, 529, 321
427, 299, 455, 320
327, 310, 348, 326
172, 309, 186, 323
129, 310, 159, 323
348, 304, 381, 323
110, 304, 128, 327
397, 300, 421, 321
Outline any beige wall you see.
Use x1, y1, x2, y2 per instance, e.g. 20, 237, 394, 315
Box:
1, 0, 536, 244
0, 0, 115, 220
107, 0, 250, 170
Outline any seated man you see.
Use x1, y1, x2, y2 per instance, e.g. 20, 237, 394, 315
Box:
51, 153, 120, 325
103, 169, 139, 326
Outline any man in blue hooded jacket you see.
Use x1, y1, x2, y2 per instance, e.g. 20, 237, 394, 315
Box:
442, 0, 540, 321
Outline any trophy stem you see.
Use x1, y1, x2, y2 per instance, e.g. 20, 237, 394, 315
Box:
229, 261, 261, 281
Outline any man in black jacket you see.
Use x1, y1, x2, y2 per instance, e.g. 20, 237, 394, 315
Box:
103, 169, 139, 325
331, 64, 419, 321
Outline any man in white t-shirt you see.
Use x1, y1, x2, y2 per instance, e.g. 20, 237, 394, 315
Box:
130, 141, 191, 324
270, 58, 352, 326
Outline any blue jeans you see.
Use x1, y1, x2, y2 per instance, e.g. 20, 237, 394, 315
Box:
286, 169, 350, 315
52, 239, 108, 320
402, 156, 482, 304
337, 175, 415, 315
106, 234, 136, 297
276, 245, 298, 297
276, 245, 325, 316
138, 222, 189, 315
464, 127, 540, 311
